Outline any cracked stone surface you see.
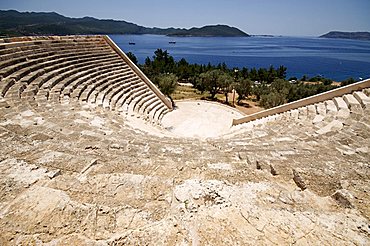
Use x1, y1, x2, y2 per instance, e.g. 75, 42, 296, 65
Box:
0, 95, 369, 245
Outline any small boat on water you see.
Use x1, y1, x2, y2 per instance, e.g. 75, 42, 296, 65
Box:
169, 41, 176, 44
128, 42, 136, 45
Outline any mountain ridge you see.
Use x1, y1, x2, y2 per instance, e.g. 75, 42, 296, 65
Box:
320, 31, 370, 41
0, 10, 249, 37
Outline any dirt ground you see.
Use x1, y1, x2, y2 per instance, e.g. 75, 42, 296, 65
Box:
173, 85, 264, 116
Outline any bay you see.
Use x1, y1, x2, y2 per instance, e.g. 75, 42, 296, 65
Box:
110, 34, 370, 81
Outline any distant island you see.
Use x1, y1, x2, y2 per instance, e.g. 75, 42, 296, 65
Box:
0, 10, 249, 37
320, 31, 370, 41
168, 25, 249, 37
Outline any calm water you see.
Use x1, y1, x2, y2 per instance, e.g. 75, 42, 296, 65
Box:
110, 34, 370, 81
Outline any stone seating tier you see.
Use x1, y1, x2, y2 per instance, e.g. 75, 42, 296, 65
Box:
0, 35, 171, 121
0, 35, 368, 244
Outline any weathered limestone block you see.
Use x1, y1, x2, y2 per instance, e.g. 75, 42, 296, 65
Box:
324, 100, 337, 116
333, 97, 349, 111
331, 189, 354, 208
316, 120, 343, 135
298, 106, 308, 120
270, 164, 278, 176
332, 97, 350, 119
312, 115, 324, 124
292, 169, 307, 190
307, 104, 317, 118
290, 109, 299, 120
343, 94, 363, 114
353, 91, 370, 109
315, 102, 326, 116
363, 88, 370, 97
47, 169, 61, 179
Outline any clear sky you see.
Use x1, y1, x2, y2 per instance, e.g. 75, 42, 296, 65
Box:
1, 0, 369, 36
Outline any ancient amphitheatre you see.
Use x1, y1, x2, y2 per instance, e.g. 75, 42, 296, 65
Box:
0, 35, 369, 245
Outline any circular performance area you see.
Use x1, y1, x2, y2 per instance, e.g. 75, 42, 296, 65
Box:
161, 101, 243, 139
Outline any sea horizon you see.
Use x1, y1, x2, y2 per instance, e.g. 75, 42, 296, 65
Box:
110, 34, 370, 81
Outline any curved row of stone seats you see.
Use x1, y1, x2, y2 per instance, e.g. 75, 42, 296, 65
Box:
0, 78, 369, 244
233, 79, 370, 126
1, 45, 116, 98
57, 62, 124, 97
51, 63, 125, 103
85, 70, 136, 104
231, 86, 370, 139
0, 35, 172, 122
0, 39, 111, 79
0, 88, 369, 244
23, 54, 119, 100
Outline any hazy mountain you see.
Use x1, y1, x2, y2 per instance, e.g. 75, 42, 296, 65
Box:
0, 10, 249, 37
320, 31, 370, 41
168, 25, 249, 37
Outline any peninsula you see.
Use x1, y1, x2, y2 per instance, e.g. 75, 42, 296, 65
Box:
0, 10, 249, 37
320, 31, 370, 41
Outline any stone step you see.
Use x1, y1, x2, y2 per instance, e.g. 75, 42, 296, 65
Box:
109, 79, 142, 110
363, 88, 370, 96
125, 87, 150, 108
0, 49, 116, 80
62, 62, 124, 97
101, 77, 138, 108
147, 101, 164, 122
325, 100, 338, 115
92, 76, 133, 106
137, 94, 157, 114
353, 91, 370, 109
0, 36, 108, 50
115, 82, 146, 111
127, 90, 152, 114
343, 94, 363, 114
333, 97, 349, 111
23, 56, 117, 100
1, 52, 118, 98
86, 72, 127, 104
75, 70, 125, 101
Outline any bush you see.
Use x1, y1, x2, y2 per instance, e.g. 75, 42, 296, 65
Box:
154, 74, 178, 96
260, 92, 286, 108
341, 77, 356, 87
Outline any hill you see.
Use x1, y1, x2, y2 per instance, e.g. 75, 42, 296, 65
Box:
320, 31, 370, 41
0, 10, 249, 37
168, 25, 249, 37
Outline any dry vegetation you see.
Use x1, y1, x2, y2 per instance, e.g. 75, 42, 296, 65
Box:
172, 84, 264, 115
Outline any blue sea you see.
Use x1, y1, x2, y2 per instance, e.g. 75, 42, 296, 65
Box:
109, 34, 370, 81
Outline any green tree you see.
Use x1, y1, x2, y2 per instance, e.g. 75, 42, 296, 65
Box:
271, 78, 290, 95
151, 49, 176, 75
259, 79, 291, 108
253, 82, 269, 101
219, 73, 233, 104
301, 75, 308, 81
199, 70, 224, 99
341, 77, 356, 86
240, 67, 249, 78
177, 58, 191, 81
194, 75, 207, 94
126, 52, 138, 65
235, 78, 252, 103
276, 65, 287, 79
249, 68, 258, 81
258, 68, 268, 82
155, 73, 178, 97
260, 92, 287, 108
267, 65, 277, 83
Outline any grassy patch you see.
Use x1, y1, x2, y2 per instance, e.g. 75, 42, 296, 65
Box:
172, 85, 210, 100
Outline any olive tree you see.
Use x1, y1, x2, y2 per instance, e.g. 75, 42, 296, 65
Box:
235, 78, 252, 103
198, 70, 224, 99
